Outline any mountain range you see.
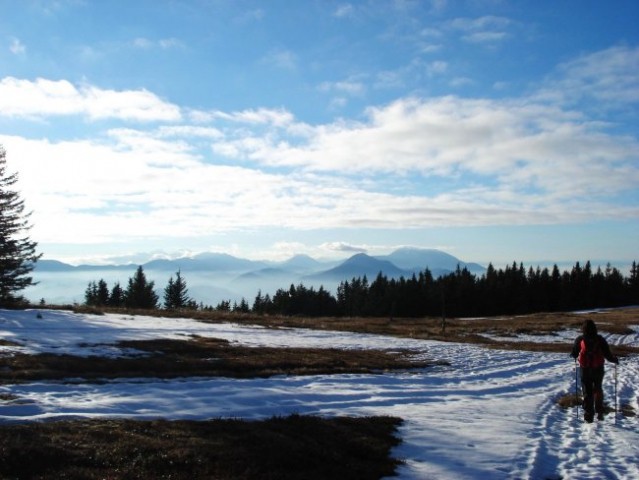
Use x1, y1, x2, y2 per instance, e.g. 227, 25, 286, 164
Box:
29, 248, 485, 305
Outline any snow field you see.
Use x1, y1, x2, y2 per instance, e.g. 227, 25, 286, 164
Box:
0, 309, 638, 479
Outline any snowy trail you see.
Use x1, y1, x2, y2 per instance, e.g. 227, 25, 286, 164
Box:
0, 309, 638, 479
509, 336, 639, 480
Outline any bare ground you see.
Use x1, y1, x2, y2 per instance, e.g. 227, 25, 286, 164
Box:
0, 415, 403, 479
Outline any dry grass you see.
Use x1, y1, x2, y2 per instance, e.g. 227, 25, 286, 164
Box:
0, 336, 444, 384
0, 415, 403, 479
177, 307, 639, 355
69, 305, 639, 349
556, 393, 582, 409
556, 393, 636, 419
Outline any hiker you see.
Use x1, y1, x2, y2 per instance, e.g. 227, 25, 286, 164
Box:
570, 319, 619, 422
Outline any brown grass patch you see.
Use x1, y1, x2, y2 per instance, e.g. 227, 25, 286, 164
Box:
556, 394, 637, 419
0, 337, 444, 384
64, 307, 639, 356
556, 393, 582, 409
181, 307, 639, 354
0, 415, 403, 479
65, 306, 639, 355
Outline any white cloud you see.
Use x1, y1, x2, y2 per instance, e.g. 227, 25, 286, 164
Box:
375, 70, 405, 89
194, 107, 295, 127
334, 4, 354, 18
2, 83, 637, 251
319, 77, 367, 109
261, 48, 297, 70
9, 37, 26, 54
538, 45, 639, 107
320, 242, 368, 254
158, 38, 182, 49
156, 125, 224, 139
1, 43, 638, 251
462, 31, 507, 43
132, 37, 153, 49
210, 95, 639, 208
449, 15, 512, 44
234, 8, 265, 23
418, 43, 443, 54
450, 77, 473, 88
449, 15, 512, 32
328, 97, 348, 110
420, 27, 443, 38
427, 60, 448, 76
428, 0, 447, 13
132, 37, 183, 49
2, 134, 307, 243
0, 77, 181, 121
319, 79, 366, 95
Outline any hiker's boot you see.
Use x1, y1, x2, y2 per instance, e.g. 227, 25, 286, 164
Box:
597, 412, 604, 421
584, 411, 594, 423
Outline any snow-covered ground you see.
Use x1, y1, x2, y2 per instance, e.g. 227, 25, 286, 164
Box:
1, 309, 638, 479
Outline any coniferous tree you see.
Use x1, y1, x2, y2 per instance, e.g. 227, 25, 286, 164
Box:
0, 146, 41, 306
234, 297, 250, 313
252, 289, 266, 314
163, 270, 191, 310
629, 261, 639, 303
215, 299, 231, 311
124, 266, 158, 309
109, 282, 125, 307
85, 279, 110, 306
164, 276, 175, 308
96, 279, 109, 306
84, 281, 98, 306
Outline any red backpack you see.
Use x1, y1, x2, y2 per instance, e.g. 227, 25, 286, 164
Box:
578, 336, 605, 368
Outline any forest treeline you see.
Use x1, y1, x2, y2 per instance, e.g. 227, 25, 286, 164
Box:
84, 260, 639, 318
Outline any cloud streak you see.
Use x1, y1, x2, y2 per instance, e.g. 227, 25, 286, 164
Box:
0, 77, 181, 121
9, 37, 26, 55
538, 45, 639, 108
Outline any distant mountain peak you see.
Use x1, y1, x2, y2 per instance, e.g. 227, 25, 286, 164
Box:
306, 252, 407, 282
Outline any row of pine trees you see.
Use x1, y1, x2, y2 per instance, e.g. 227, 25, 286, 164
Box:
85, 267, 197, 310
254, 261, 639, 318
85, 260, 639, 318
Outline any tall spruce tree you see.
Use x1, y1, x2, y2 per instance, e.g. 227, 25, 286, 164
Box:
84, 281, 99, 306
124, 266, 158, 309
109, 282, 125, 307
163, 270, 191, 310
84, 279, 110, 306
0, 146, 41, 306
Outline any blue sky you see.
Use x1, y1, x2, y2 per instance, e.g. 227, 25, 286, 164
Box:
0, 0, 637, 268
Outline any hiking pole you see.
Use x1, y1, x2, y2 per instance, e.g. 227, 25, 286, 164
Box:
614, 363, 618, 422
575, 359, 579, 419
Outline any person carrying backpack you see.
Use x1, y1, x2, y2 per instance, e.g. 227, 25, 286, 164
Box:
570, 319, 619, 422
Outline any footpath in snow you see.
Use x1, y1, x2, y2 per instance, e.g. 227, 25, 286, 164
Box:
0, 309, 638, 479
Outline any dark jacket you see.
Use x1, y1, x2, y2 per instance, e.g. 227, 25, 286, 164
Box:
571, 334, 618, 367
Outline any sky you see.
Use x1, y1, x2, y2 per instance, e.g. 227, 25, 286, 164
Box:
0, 0, 638, 268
